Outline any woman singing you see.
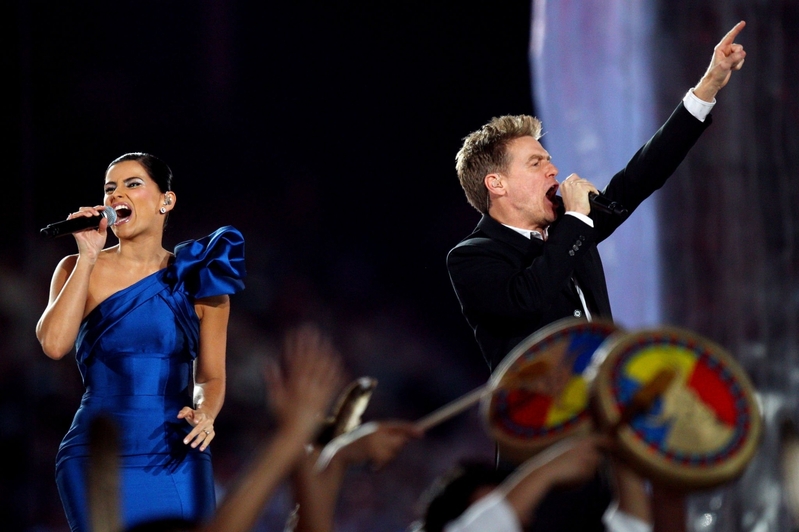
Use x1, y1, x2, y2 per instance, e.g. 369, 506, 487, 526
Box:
36, 153, 245, 531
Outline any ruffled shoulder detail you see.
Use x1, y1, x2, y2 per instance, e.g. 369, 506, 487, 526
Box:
167, 226, 246, 299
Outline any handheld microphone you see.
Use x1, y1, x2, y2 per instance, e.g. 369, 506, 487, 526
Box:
588, 193, 628, 217
40, 209, 118, 238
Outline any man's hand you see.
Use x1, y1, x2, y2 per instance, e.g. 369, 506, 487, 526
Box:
693, 21, 747, 102
559, 174, 599, 216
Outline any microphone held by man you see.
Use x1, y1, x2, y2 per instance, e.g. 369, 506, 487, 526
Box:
588, 192, 628, 217
551, 185, 629, 218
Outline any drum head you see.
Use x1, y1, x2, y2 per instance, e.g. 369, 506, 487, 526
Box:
482, 318, 621, 464
591, 327, 762, 489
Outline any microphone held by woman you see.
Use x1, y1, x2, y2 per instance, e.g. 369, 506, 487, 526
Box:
40, 208, 117, 238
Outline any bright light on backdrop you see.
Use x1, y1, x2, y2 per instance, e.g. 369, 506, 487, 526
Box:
531, 0, 659, 328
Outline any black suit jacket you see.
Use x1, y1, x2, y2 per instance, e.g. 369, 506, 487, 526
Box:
448, 102, 712, 370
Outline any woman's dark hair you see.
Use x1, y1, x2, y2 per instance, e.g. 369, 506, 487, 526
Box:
107, 152, 173, 192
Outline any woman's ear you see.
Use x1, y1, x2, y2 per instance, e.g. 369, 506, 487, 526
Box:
163, 191, 177, 212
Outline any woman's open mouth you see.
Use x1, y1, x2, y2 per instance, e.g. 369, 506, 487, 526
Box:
112, 204, 132, 225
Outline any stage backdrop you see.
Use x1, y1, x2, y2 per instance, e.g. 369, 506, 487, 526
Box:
532, 0, 659, 329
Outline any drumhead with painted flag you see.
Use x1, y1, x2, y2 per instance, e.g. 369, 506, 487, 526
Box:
481, 317, 621, 464
590, 327, 762, 489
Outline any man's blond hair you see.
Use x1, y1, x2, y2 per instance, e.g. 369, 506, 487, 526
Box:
455, 115, 543, 213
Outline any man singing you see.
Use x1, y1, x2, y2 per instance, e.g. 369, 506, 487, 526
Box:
448, 22, 746, 371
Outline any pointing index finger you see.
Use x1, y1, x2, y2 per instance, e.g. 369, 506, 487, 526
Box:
719, 20, 746, 48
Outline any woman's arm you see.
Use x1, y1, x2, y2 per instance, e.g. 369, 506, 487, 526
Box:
37, 255, 82, 359
36, 208, 110, 359
179, 294, 230, 451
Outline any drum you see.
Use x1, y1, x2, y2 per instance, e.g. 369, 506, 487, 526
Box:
590, 327, 762, 489
481, 317, 621, 464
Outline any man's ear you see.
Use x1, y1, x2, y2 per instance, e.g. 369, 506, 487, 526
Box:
485, 173, 504, 195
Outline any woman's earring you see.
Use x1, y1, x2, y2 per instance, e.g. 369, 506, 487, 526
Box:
160, 207, 166, 214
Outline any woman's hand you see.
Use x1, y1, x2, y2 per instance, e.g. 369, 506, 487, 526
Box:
178, 407, 216, 452
67, 206, 110, 261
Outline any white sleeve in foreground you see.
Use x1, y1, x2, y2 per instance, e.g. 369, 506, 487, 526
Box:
444, 492, 522, 532
602, 502, 653, 532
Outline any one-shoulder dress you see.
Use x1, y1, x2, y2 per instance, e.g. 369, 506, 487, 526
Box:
55, 226, 245, 532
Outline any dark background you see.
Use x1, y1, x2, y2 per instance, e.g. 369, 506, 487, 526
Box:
6, 2, 533, 530
4, 1, 798, 531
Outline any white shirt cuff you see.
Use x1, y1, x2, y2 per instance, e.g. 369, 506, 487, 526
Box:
683, 89, 715, 122
444, 492, 522, 532
602, 503, 653, 532
565, 211, 594, 227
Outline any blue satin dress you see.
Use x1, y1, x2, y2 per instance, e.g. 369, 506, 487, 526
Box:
55, 226, 245, 532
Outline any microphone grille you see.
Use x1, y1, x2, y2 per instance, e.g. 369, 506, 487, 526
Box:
102, 208, 118, 225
